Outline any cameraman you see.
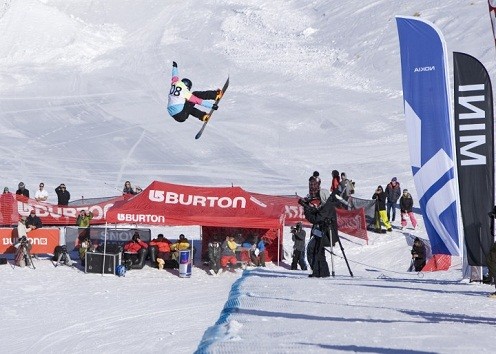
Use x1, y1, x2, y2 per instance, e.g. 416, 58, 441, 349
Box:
14, 216, 33, 267
290, 222, 307, 271
299, 188, 338, 278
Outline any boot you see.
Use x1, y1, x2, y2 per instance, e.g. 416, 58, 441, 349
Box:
157, 258, 165, 270
215, 89, 223, 101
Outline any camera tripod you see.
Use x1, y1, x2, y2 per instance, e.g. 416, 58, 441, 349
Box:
54, 246, 74, 267
323, 224, 353, 277
14, 242, 36, 269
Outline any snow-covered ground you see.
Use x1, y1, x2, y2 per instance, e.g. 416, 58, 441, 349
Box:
1, 0, 495, 353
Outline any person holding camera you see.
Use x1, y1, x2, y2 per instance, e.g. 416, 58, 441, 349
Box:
291, 222, 307, 271
299, 188, 338, 278
372, 185, 392, 232
14, 216, 33, 267
410, 237, 426, 272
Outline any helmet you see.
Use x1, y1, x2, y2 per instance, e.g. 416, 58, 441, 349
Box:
116, 264, 126, 277
181, 78, 192, 90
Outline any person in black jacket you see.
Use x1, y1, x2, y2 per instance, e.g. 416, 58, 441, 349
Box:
385, 177, 401, 222
399, 189, 417, 230
55, 184, 70, 206
15, 182, 29, 199
290, 222, 307, 271
411, 237, 426, 272
25, 210, 42, 230
372, 185, 392, 232
208, 240, 222, 275
299, 189, 338, 278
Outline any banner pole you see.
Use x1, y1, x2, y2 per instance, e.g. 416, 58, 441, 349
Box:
101, 222, 108, 276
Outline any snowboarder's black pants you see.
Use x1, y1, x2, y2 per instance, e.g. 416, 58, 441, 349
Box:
291, 249, 307, 270
172, 90, 217, 122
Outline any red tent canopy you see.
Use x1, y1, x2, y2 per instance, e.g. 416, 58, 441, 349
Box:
105, 181, 283, 228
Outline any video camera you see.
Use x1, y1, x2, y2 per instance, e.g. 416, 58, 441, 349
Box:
298, 197, 311, 207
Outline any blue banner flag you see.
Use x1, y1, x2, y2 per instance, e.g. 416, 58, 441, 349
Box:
396, 16, 463, 256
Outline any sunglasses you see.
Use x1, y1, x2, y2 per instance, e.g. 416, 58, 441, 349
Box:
39, 185, 44, 187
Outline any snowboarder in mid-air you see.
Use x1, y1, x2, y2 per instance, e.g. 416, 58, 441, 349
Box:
167, 61, 222, 123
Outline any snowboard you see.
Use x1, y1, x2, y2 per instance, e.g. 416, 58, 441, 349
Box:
195, 77, 229, 139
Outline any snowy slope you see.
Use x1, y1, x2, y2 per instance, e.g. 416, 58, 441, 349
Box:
0, 1, 495, 353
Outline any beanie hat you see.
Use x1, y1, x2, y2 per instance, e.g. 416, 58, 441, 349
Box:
403, 189, 408, 193
18, 182, 25, 188
313, 171, 319, 177
392, 177, 397, 182
3, 187, 8, 192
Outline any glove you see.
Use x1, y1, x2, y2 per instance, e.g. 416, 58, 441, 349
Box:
212, 103, 218, 110
172, 61, 177, 67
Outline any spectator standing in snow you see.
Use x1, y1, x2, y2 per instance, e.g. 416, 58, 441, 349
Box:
410, 237, 426, 272
385, 177, 401, 222
290, 222, 307, 271
399, 189, 417, 230
372, 185, 392, 232
34, 182, 48, 202
55, 183, 70, 206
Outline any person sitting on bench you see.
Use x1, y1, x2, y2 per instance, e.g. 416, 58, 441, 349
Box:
123, 232, 148, 269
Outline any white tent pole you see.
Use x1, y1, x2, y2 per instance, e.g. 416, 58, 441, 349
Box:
101, 222, 108, 276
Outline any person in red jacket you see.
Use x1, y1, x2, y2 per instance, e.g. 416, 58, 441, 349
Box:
149, 234, 172, 269
123, 232, 149, 269
330, 170, 340, 192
